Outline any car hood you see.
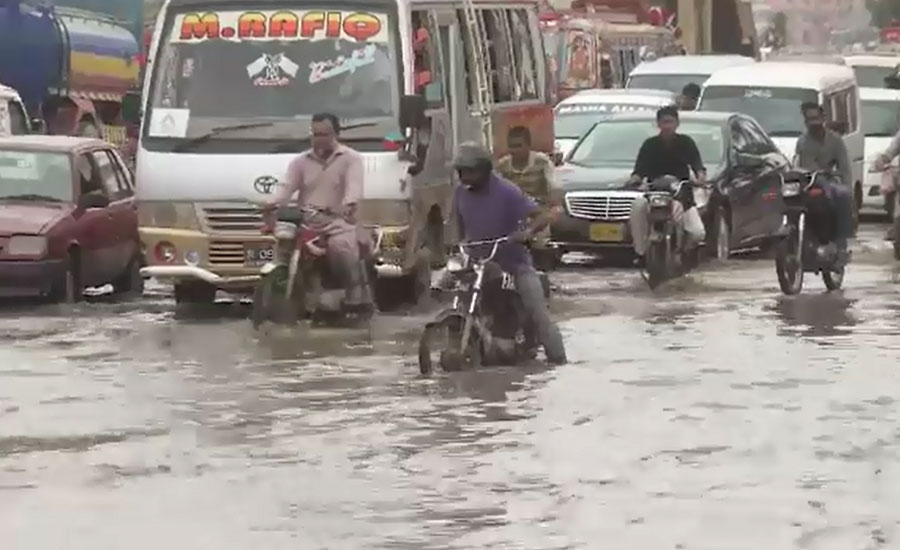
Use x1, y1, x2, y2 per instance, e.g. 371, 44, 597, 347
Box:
555, 163, 633, 192
0, 202, 71, 234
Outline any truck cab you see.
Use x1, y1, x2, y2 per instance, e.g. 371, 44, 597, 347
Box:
0, 84, 30, 136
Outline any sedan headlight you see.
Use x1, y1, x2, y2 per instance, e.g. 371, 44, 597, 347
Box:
782, 181, 801, 197
138, 202, 200, 230
6, 235, 48, 257
446, 254, 467, 273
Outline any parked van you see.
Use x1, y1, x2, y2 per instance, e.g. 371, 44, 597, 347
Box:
0, 84, 29, 136
626, 54, 755, 94
859, 87, 900, 217
699, 62, 864, 216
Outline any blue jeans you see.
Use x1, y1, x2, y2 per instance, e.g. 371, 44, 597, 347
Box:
823, 180, 853, 248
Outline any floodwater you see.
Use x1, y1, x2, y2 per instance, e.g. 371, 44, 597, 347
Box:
3, 223, 900, 549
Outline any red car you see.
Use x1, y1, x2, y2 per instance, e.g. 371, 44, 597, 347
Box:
0, 136, 142, 301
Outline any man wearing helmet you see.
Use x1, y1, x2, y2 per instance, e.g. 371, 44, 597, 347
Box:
452, 142, 567, 365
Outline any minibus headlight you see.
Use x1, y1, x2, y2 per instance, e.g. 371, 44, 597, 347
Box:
138, 202, 200, 230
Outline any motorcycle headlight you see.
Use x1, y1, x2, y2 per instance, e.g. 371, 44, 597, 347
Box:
648, 194, 672, 208
446, 254, 467, 273
6, 235, 48, 258
273, 221, 297, 240
782, 181, 801, 197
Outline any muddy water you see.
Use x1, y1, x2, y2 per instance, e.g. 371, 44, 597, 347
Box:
2, 224, 900, 549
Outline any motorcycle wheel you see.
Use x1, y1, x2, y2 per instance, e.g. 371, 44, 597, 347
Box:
822, 265, 844, 291
251, 266, 298, 329
775, 224, 804, 295
645, 237, 668, 289
418, 316, 482, 375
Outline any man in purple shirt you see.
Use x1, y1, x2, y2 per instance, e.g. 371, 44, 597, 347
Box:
452, 143, 567, 365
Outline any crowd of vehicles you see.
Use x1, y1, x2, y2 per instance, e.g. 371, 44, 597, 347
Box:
7, 1, 900, 370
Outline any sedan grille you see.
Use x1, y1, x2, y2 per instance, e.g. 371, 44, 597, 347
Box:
565, 192, 640, 221
201, 203, 263, 233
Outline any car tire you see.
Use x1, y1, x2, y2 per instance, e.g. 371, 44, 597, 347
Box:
50, 252, 83, 303
708, 205, 730, 261
113, 254, 145, 296
174, 281, 216, 304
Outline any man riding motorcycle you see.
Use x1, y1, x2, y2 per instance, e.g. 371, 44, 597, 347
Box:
452, 142, 567, 365
793, 101, 853, 265
265, 112, 372, 311
627, 105, 707, 265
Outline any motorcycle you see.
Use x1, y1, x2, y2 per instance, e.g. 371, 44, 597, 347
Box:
641, 176, 699, 289
418, 236, 551, 374
251, 205, 374, 329
774, 170, 845, 295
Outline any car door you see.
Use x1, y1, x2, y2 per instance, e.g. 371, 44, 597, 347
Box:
723, 118, 760, 242
90, 149, 135, 277
73, 152, 117, 287
741, 117, 790, 239
107, 148, 140, 265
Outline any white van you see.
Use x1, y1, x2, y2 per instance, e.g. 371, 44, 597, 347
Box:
626, 54, 755, 94
699, 62, 864, 212
0, 85, 29, 136
859, 87, 900, 216
844, 54, 900, 88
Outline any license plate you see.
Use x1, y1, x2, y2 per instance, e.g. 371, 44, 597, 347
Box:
589, 223, 625, 242
244, 244, 274, 266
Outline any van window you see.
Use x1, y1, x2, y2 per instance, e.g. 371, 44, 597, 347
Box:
861, 98, 900, 137
831, 90, 849, 130
628, 74, 707, 94
848, 87, 859, 133
8, 102, 28, 135
700, 86, 818, 137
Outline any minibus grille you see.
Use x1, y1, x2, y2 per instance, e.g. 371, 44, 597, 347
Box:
201, 203, 263, 233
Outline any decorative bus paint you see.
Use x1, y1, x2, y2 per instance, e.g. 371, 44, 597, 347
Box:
138, 0, 554, 304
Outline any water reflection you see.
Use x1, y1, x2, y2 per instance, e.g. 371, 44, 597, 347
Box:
768, 292, 857, 338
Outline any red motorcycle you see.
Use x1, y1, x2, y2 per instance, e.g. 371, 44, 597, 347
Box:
252, 205, 374, 328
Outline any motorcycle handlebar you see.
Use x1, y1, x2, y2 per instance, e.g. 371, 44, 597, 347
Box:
458, 236, 510, 263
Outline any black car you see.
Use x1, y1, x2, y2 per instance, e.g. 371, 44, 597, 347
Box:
550, 111, 790, 260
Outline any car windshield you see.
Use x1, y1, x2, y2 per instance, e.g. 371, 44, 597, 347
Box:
568, 119, 726, 168
0, 150, 72, 202
555, 102, 667, 139
627, 73, 707, 94
861, 99, 900, 136
699, 86, 817, 137
852, 65, 896, 88
147, 7, 398, 141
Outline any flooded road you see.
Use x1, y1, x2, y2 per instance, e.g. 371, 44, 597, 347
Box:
3, 223, 900, 549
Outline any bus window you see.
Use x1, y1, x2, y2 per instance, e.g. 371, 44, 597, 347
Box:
507, 9, 538, 100
412, 11, 445, 109
482, 10, 516, 102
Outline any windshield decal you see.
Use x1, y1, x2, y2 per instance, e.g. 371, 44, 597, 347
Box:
247, 53, 300, 87
173, 10, 387, 43
148, 108, 190, 137
556, 103, 655, 115
0, 152, 38, 179
744, 88, 773, 98
309, 45, 376, 84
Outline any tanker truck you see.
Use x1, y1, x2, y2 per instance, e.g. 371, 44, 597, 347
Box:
0, 0, 140, 143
